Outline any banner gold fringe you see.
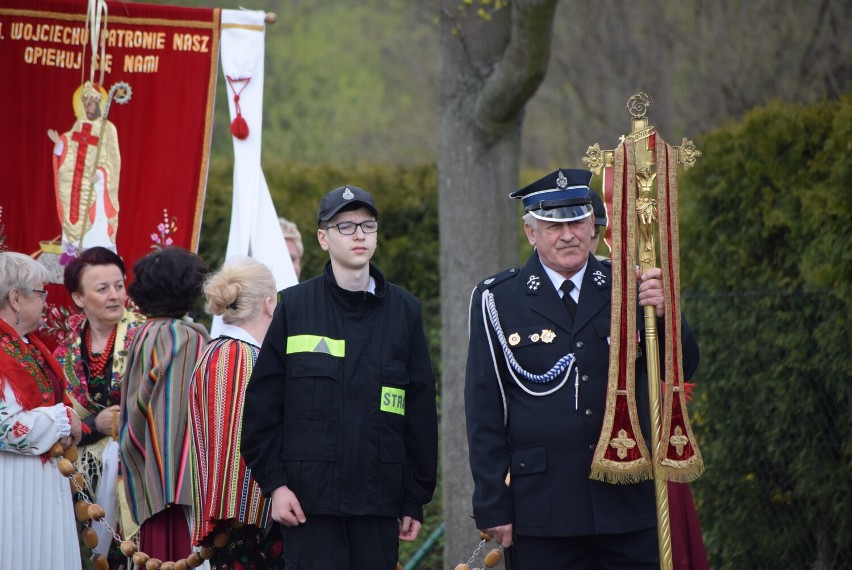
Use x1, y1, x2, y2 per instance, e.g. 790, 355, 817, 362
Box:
590, 143, 653, 484
656, 138, 704, 482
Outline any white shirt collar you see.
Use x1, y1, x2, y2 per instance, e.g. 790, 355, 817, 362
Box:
541, 259, 588, 303
217, 323, 261, 348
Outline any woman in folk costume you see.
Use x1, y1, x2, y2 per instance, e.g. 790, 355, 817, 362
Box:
53, 246, 144, 565
119, 247, 210, 561
189, 257, 284, 568
0, 252, 83, 569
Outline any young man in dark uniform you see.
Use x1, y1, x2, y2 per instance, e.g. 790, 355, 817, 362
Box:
464, 169, 700, 569
241, 185, 438, 569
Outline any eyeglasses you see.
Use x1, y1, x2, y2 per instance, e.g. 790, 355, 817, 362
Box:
324, 220, 379, 235
31, 289, 48, 301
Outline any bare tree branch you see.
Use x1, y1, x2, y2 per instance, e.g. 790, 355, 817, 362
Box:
474, 0, 561, 134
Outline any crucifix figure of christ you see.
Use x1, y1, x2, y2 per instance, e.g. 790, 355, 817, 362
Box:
635, 167, 657, 266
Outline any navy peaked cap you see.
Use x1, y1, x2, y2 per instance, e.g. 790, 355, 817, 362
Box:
510, 168, 594, 223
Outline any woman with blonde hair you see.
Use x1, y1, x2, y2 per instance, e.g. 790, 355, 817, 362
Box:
188, 256, 284, 567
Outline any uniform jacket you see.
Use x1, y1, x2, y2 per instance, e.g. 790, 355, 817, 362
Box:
241, 262, 438, 522
465, 252, 700, 537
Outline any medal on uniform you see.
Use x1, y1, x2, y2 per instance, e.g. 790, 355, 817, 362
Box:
540, 329, 556, 343
508, 333, 520, 346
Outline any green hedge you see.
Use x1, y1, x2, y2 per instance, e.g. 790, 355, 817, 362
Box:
679, 94, 852, 568
199, 161, 440, 365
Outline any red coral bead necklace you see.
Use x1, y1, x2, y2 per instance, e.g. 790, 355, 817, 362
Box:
86, 325, 117, 378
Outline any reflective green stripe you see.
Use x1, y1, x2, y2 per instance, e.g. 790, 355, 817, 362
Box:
286, 335, 345, 357
380, 386, 406, 415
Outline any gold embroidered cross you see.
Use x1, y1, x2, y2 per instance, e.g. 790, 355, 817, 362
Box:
609, 429, 637, 459
670, 426, 689, 456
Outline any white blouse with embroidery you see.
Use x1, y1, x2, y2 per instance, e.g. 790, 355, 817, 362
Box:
0, 381, 82, 569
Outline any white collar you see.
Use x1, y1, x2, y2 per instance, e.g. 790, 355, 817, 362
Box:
217, 323, 261, 348
541, 260, 588, 300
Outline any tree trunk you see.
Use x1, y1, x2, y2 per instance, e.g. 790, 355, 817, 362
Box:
437, 1, 560, 565
438, 96, 521, 570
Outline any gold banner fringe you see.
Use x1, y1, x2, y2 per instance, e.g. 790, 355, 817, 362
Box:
659, 456, 705, 483
589, 460, 654, 484
589, 143, 653, 484
656, 137, 704, 483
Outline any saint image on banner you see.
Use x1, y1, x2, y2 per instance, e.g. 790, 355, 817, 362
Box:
48, 81, 121, 264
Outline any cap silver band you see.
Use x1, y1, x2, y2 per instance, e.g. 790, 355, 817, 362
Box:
529, 204, 593, 223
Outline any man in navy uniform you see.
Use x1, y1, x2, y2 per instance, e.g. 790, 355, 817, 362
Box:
464, 168, 700, 569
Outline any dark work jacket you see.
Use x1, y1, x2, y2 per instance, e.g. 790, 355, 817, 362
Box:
241, 262, 438, 522
464, 253, 700, 537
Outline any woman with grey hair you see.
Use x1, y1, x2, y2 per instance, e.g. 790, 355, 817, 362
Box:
279, 216, 304, 280
0, 251, 82, 569
188, 256, 283, 567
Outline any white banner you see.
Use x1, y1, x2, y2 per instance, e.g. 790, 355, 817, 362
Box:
220, 8, 296, 289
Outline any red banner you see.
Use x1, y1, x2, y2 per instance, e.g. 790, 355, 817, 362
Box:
0, 0, 219, 284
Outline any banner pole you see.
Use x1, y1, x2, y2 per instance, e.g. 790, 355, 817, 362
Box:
630, 110, 674, 570
637, 184, 674, 570
583, 93, 674, 569
583, 92, 704, 569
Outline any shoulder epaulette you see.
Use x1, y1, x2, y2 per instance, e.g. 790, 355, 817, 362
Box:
477, 267, 520, 291
600, 258, 612, 267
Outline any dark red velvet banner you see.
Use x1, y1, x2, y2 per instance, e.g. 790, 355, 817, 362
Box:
0, 0, 219, 284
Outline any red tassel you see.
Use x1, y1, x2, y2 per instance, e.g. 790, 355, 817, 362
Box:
226, 77, 252, 140
230, 114, 249, 140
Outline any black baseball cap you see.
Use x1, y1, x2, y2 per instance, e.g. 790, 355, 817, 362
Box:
317, 185, 378, 224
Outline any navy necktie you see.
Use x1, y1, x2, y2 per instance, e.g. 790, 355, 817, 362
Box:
560, 280, 577, 320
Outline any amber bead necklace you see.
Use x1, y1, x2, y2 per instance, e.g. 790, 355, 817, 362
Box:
51, 442, 232, 569
453, 532, 505, 570
54, 440, 416, 569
